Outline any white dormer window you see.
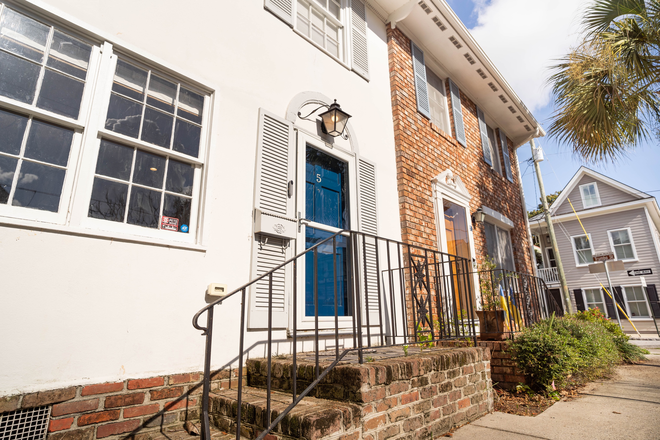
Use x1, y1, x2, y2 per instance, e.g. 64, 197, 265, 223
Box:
580, 182, 601, 208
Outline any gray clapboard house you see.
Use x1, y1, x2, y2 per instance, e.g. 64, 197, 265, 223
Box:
530, 167, 660, 327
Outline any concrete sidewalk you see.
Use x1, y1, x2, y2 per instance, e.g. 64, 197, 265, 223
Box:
451, 350, 660, 440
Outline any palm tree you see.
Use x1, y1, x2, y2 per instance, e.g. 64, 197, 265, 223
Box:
548, 0, 660, 162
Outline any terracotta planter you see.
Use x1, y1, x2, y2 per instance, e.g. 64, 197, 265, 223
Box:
476, 309, 507, 341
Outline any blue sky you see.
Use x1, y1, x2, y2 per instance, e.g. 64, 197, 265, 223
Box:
446, 0, 660, 211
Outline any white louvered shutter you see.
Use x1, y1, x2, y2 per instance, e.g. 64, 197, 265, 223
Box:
351, 0, 369, 80
500, 129, 513, 182
265, 0, 294, 27
411, 42, 431, 119
448, 78, 466, 147
249, 109, 296, 329
477, 108, 492, 166
357, 157, 381, 330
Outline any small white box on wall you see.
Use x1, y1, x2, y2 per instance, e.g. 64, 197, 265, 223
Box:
254, 209, 297, 240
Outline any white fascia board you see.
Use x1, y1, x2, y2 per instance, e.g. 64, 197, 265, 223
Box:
549, 166, 649, 216
534, 199, 657, 227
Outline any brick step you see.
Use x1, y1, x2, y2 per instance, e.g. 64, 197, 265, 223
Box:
209, 386, 360, 440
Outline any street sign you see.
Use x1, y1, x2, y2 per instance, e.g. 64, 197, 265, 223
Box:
588, 260, 625, 274
627, 268, 653, 276
593, 252, 615, 262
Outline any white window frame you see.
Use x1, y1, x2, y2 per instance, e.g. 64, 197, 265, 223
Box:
293, 0, 347, 65
571, 233, 594, 267
582, 287, 608, 317
544, 246, 556, 268
579, 182, 601, 209
607, 227, 638, 262
484, 221, 515, 272
486, 124, 502, 175
425, 66, 450, 134
622, 285, 652, 320
0, 4, 212, 247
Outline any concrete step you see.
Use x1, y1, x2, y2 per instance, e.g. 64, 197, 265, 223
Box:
209, 386, 360, 440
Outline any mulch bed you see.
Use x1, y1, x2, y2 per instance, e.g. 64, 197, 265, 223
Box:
493, 384, 588, 416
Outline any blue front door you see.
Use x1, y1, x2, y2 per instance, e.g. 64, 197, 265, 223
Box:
305, 147, 350, 317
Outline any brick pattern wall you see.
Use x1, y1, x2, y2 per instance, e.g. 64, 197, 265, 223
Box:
477, 341, 526, 390
387, 26, 534, 274
0, 370, 241, 440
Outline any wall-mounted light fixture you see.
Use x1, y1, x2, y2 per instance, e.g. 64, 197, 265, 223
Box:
472, 208, 485, 224
298, 99, 351, 139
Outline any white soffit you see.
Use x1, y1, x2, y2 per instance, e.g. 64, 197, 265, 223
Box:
377, 0, 544, 147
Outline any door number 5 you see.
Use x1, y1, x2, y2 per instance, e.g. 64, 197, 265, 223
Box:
316, 174, 322, 183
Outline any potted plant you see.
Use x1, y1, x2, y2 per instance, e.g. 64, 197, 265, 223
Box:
476, 256, 508, 340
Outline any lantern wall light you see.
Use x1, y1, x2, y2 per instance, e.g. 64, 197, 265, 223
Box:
298, 100, 352, 139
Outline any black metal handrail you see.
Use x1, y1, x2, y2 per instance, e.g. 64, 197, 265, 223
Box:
192, 232, 555, 440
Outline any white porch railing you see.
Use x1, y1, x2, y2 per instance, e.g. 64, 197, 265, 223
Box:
538, 267, 559, 285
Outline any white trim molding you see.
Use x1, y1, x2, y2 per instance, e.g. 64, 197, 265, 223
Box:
606, 227, 638, 262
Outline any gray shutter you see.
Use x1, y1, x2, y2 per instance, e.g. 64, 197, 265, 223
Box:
448, 78, 466, 147
574, 289, 586, 312
477, 107, 492, 166
499, 129, 513, 182
249, 109, 296, 329
411, 41, 430, 119
603, 288, 617, 318
613, 286, 626, 319
351, 0, 369, 80
357, 157, 381, 328
646, 285, 660, 318
265, 0, 294, 27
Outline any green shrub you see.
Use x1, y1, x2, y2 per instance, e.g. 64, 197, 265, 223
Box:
508, 312, 636, 391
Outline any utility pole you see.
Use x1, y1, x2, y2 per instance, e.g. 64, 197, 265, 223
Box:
530, 139, 573, 314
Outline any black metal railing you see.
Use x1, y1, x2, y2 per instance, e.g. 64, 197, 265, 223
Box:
192, 232, 556, 440
473, 269, 562, 338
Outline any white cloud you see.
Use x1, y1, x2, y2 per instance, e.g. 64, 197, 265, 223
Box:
469, 0, 592, 112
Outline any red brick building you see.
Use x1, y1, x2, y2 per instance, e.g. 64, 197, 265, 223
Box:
386, 2, 544, 302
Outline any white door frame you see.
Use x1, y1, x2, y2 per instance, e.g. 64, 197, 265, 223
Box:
292, 131, 358, 332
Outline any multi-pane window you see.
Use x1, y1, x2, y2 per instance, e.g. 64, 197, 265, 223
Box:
0, 110, 74, 211
0, 4, 209, 241
608, 229, 636, 260
484, 222, 515, 271
580, 182, 601, 208
573, 235, 593, 265
296, 0, 342, 59
426, 67, 449, 134
106, 60, 204, 158
624, 286, 651, 318
486, 125, 502, 175
583, 288, 607, 316
0, 6, 92, 119
89, 140, 195, 232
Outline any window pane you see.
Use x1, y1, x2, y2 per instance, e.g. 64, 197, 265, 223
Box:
312, 25, 324, 46
0, 108, 28, 155
147, 75, 176, 113
0, 50, 40, 104
95, 140, 133, 181
0, 154, 17, 203
585, 289, 601, 303
625, 286, 644, 301
577, 249, 592, 265
46, 30, 91, 80
297, 15, 310, 37
141, 107, 173, 148
329, 0, 340, 19
88, 177, 127, 222
166, 159, 194, 196
575, 236, 590, 250
615, 244, 635, 260
173, 118, 200, 158
327, 39, 339, 58
132, 150, 165, 189
178, 88, 203, 125
311, 8, 324, 30
105, 93, 143, 138
127, 186, 160, 228
23, 119, 73, 166
36, 69, 85, 118
11, 160, 65, 212
0, 8, 49, 63
112, 60, 147, 101
163, 193, 191, 233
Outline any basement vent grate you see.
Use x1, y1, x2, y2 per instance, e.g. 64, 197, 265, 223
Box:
0, 406, 51, 440
463, 53, 476, 65
524, 125, 532, 131
448, 36, 462, 49
498, 94, 508, 103
516, 116, 524, 123
419, 1, 432, 14
432, 16, 447, 31
508, 105, 517, 114
476, 69, 487, 79
487, 82, 498, 92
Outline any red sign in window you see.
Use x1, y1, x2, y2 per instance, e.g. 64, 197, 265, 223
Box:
161, 216, 179, 232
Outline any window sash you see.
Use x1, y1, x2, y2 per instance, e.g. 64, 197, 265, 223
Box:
296, 0, 343, 60
573, 235, 593, 265
624, 286, 651, 318
584, 288, 607, 315
609, 229, 636, 260
580, 183, 600, 208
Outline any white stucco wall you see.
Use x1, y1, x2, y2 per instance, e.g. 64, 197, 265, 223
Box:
0, 0, 400, 395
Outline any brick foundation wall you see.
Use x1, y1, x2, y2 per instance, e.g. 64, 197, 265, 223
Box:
387, 26, 534, 274
478, 341, 526, 390
0, 370, 242, 440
